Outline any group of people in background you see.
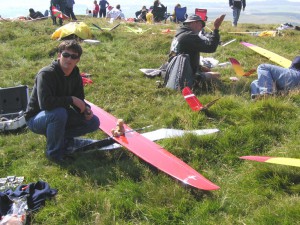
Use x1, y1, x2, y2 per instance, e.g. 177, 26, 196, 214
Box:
90, 0, 246, 26
92, 0, 109, 18
91, 0, 168, 23
26, 0, 247, 27
91, 2, 125, 21
135, 1, 167, 23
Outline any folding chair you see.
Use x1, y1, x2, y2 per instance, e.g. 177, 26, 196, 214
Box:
195, 8, 208, 21
175, 7, 187, 23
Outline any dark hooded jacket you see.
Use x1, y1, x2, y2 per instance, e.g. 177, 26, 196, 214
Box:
29, 9, 44, 19
229, 0, 246, 10
24, 60, 85, 121
170, 25, 220, 74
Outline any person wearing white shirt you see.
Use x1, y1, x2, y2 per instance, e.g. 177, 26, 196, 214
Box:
107, 4, 125, 21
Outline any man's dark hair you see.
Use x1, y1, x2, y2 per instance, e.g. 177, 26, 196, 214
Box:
58, 40, 83, 57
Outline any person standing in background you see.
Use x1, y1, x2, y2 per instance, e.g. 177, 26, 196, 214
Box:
66, 0, 77, 21
229, 0, 246, 27
93, 1, 100, 17
50, 0, 63, 25
99, 0, 109, 18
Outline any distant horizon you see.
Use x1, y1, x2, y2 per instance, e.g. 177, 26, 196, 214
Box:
0, 0, 300, 25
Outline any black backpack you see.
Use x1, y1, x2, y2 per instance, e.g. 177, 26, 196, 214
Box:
163, 54, 194, 91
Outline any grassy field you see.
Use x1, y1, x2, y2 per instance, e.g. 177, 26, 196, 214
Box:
1, 17, 300, 224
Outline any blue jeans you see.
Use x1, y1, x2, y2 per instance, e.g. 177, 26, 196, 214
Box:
27, 107, 100, 160
251, 64, 300, 97
232, 7, 241, 26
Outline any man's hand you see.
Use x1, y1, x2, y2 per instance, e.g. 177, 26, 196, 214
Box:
71, 96, 86, 113
84, 106, 94, 120
214, 14, 226, 30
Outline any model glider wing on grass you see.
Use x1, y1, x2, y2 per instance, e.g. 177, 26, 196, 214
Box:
86, 100, 220, 191
221, 39, 236, 47
80, 128, 220, 151
92, 23, 120, 32
240, 156, 300, 167
241, 42, 292, 68
182, 87, 220, 112
229, 31, 277, 37
229, 58, 256, 76
125, 26, 151, 34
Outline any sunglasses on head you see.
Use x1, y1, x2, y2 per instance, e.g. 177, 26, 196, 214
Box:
61, 52, 80, 60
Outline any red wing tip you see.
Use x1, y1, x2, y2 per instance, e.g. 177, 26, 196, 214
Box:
209, 186, 220, 190
229, 58, 240, 66
241, 42, 254, 47
203, 183, 220, 190
182, 87, 192, 94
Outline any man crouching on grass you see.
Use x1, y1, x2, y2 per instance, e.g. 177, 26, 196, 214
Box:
25, 40, 100, 163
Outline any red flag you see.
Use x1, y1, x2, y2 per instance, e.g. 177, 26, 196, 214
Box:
51, 6, 69, 20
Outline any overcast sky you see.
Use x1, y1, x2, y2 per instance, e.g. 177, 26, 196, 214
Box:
1, 0, 300, 8
1, 0, 300, 18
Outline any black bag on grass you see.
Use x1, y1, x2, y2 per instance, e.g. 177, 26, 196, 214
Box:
163, 54, 194, 91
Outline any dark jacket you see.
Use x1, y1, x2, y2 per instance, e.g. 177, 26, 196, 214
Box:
51, 0, 66, 11
99, 0, 109, 9
170, 25, 220, 74
290, 56, 300, 71
66, 0, 74, 8
25, 60, 85, 120
229, 0, 246, 9
135, 9, 148, 21
151, 4, 166, 22
0, 181, 57, 215
29, 11, 44, 19
51, 0, 61, 6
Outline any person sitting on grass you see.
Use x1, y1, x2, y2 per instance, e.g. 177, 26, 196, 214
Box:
250, 56, 300, 99
169, 14, 225, 85
25, 40, 100, 163
135, 6, 148, 22
107, 4, 125, 21
28, 8, 44, 19
151, 0, 167, 23
170, 3, 181, 22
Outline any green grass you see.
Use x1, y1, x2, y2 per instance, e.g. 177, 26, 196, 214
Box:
1, 17, 300, 224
